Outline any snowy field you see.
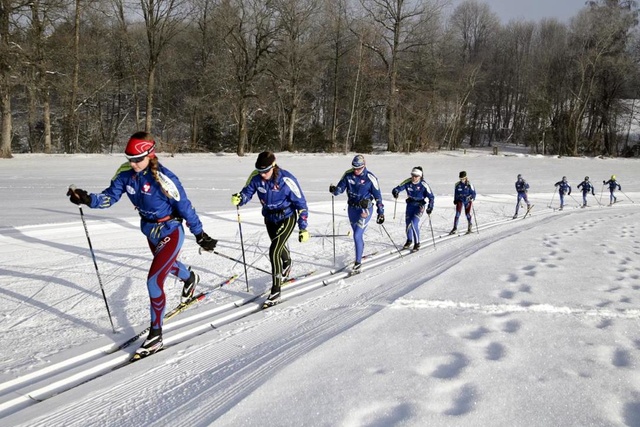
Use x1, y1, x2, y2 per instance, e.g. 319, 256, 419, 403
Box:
1, 149, 640, 426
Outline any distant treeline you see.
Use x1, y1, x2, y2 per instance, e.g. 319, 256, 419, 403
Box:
1, 0, 640, 158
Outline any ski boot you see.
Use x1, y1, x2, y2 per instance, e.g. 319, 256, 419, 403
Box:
181, 269, 200, 303
262, 291, 281, 309
402, 240, 412, 249
135, 327, 163, 359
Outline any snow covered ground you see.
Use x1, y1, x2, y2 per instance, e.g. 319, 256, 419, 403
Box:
1, 149, 640, 426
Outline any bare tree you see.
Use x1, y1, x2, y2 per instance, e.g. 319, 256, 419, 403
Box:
269, 0, 322, 151
357, 0, 442, 151
139, 0, 190, 132
0, 0, 30, 158
219, 0, 279, 156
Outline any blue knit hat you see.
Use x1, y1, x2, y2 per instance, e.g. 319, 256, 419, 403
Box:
352, 154, 365, 168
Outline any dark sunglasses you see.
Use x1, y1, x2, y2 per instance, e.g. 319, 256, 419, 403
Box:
257, 163, 274, 173
128, 155, 147, 163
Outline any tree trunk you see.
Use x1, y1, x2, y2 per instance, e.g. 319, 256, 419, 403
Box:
237, 98, 247, 156
1, 91, 12, 158
145, 64, 155, 132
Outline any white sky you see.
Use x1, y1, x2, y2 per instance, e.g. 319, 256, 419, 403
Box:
449, 0, 589, 23
1, 148, 640, 426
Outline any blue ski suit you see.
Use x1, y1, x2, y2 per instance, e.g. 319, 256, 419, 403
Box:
87, 161, 204, 329
392, 178, 435, 245
236, 167, 308, 293
603, 179, 621, 204
331, 167, 384, 264
577, 180, 595, 206
453, 179, 476, 229
514, 178, 530, 215
554, 179, 571, 209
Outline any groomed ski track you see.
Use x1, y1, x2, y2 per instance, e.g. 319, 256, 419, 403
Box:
1, 204, 638, 425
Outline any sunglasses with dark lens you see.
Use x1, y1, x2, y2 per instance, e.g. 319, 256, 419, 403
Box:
128, 155, 147, 163
257, 164, 274, 173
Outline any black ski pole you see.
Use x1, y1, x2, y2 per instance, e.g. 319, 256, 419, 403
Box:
236, 205, 250, 292
393, 197, 398, 220
69, 185, 116, 334
472, 203, 479, 234
428, 214, 436, 250
331, 195, 336, 267
380, 222, 402, 256
620, 190, 635, 203
599, 184, 605, 205
548, 189, 556, 209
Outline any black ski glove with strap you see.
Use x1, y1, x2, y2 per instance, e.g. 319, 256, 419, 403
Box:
195, 232, 217, 252
67, 187, 91, 205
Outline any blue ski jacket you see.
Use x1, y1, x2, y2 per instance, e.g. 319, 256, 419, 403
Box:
237, 168, 308, 230
454, 180, 476, 204
577, 180, 595, 195
88, 162, 204, 238
604, 179, 621, 191
515, 179, 529, 193
331, 167, 384, 215
392, 179, 435, 210
554, 180, 571, 195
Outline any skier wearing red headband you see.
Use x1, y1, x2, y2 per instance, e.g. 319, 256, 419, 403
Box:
66, 131, 216, 358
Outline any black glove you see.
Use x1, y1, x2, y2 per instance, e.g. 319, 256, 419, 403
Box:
603, 180, 606, 184
329, 184, 337, 194
376, 214, 385, 224
195, 232, 217, 252
426, 207, 433, 215
392, 189, 399, 199
568, 191, 571, 195
67, 187, 91, 205
359, 199, 370, 209
592, 191, 595, 196
453, 200, 457, 205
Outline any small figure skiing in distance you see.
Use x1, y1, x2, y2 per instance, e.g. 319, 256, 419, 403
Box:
577, 176, 596, 207
449, 171, 476, 235
554, 176, 571, 210
603, 175, 621, 206
513, 174, 532, 219
391, 166, 435, 252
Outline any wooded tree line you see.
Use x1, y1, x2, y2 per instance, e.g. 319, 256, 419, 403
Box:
1, 0, 639, 159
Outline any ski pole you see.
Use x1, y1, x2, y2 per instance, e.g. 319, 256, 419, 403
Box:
69, 185, 116, 334
428, 214, 436, 250
593, 192, 602, 207
199, 247, 271, 275
620, 190, 635, 203
236, 205, 250, 292
569, 194, 581, 207
380, 222, 403, 256
547, 190, 556, 209
313, 232, 351, 238
599, 184, 605, 205
393, 197, 398, 220
331, 195, 336, 267
472, 203, 479, 234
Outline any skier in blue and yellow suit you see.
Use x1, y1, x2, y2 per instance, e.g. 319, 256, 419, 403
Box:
603, 175, 621, 205
232, 151, 309, 307
330, 154, 384, 272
